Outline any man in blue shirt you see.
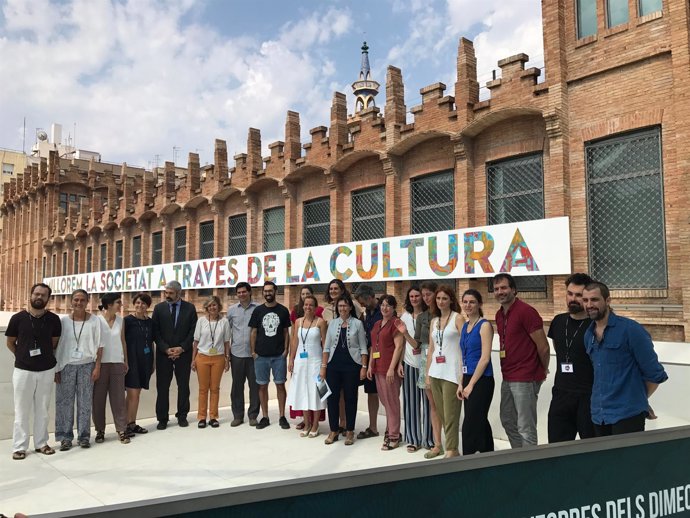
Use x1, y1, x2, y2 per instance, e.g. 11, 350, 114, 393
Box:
582, 281, 667, 436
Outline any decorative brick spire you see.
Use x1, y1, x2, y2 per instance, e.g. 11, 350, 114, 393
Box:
352, 42, 380, 113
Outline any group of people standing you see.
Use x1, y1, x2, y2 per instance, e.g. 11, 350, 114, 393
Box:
6, 271, 668, 461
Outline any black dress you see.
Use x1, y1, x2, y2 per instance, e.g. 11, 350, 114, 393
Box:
124, 315, 154, 390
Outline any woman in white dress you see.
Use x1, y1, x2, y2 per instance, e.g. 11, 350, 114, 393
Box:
287, 295, 327, 437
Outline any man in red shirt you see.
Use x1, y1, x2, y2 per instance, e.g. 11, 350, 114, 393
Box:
494, 273, 550, 447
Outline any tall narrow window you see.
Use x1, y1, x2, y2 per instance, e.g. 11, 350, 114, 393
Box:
100, 243, 107, 271
199, 221, 215, 259
115, 240, 123, 269
638, 0, 662, 16
487, 153, 545, 292
151, 231, 163, 265
303, 197, 330, 247
607, 0, 629, 27
577, 0, 597, 38
132, 236, 142, 267
86, 246, 93, 273
42, 256, 47, 280
263, 207, 285, 252
586, 127, 666, 289
411, 170, 454, 234
228, 215, 247, 256
62, 252, 67, 276
73, 249, 80, 274
174, 227, 187, 262
352, 186, 385, 240
51, 254, 56, 277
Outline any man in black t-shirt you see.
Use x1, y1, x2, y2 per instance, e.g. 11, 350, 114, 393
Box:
249, 281, 291, 430
547, 273, 595, 443
5, 283, 62, 460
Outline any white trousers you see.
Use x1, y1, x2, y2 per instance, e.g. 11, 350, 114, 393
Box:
13, 367, 55, 452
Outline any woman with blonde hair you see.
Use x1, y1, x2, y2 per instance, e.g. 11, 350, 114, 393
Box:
192, 296, 231, 428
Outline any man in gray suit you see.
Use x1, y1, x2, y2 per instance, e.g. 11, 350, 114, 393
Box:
152, 281, 198, 429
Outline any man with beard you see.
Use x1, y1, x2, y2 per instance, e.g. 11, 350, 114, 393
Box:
249, 281, 291, 430
547, 273, 595, 443
5, 283, 62, 460
493, 273, 550, 447
152, 280, 198, 429
582, 281, 667, 436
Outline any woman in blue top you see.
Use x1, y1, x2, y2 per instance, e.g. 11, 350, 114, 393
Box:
456, 289, 495, 454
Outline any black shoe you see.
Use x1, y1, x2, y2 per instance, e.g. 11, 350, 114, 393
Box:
178, 417, 189, 428
157, 421, 167, 430
209, 419, 220, 428
95, 431, 105, 443
59, 440, 72, 451
231, 418, 243, 427
279, 416, 290, 430
256, 417, 270, 429
198, 420, 207, 429
79, 439, 90, 449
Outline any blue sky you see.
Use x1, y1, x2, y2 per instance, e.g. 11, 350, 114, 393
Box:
0, 0, 544, 168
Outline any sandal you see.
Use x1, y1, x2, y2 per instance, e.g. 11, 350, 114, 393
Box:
12, 450, 26, 460
308, 429, 320, 438
424, 446, 444, 459
356, 427, 380, 440
118, 431, 131, 444
95, 431, 105, 443
128, 423, 148, 434
406, 444, 421, 453
338, 426, 347, 437
35, 445, 55, 455
381, 438, 400, 451
344, 431, 355, 446
296, 421, 306, 431
299, 430, 310, 438
324, 432, 339, 445
59, 440, 72, 451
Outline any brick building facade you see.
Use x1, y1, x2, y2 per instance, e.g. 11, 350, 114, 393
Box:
1, 0, 688, 340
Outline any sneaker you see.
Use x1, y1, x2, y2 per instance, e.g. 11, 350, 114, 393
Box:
231, 418, 244, 427
178, 417, 189, 427
256, 417, 270, 429
95, 431, 105, 443
279, 416, 290, 430
157, 421, 167, 430
249, 418, 258, 427
79, 439, 90, 449
59, 440, 72, 451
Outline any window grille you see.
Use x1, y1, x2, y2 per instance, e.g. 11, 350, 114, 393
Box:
352, 186, 385, 241
99, 243, 107, 271
411, 170, 454, 234
487, 153, 545, 292
586, 127, 667, 289
228, 214, 247, 256
303, 197, 330, 247
174, 227, 187, 262
132, 236, 142, 267
151, 231, 163, 265
263, 207, 285, 252
199, 221, 215, 259
115, 240, 123, 269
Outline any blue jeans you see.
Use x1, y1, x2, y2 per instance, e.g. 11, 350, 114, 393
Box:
500, 380, 542, 447
254, 355, 287, 385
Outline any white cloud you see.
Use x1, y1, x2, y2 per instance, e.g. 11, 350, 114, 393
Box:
0, 1, 353, 167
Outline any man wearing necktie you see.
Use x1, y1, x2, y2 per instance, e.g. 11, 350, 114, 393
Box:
152, 280, 198, 429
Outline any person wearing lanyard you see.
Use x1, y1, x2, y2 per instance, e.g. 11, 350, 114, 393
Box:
192, 296, 231, 428
456, 289, 495, 454
5, 283, 62, 460
93, 293, 130, 444
321, 296, 368, 446
425, 286, 464, 458
124, 292, 155, 436
286, 295, 327, 437
54, 289, 103, 451
546, 274, 595, 443
367, 295, 405, 451
395, 286, 433, 453
493, 273, 550, 448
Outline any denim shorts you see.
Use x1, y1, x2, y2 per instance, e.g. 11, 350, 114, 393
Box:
254, 355, 287, 385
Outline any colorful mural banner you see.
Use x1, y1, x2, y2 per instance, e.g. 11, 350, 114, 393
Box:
44, 217, 571, 295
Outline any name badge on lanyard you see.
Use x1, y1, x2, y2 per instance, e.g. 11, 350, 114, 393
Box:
372, 351, 381, 359
560, 363, 574, 373
299, 351, 308, 359
500, 350, 506, 359
30, 348, 42, 357
435, 355, 446, 364
71, 350, 84, 360
412, 348, 421, 356
462, 365, 468, 374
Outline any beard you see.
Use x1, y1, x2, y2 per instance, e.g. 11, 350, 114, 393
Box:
568, 302, 584, 314
30, 298, 47, 309
264, 293, 275, 303
587, 307, 607, 321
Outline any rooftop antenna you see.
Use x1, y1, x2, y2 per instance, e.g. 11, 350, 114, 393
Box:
22, 117, 26, 153
172, 146, 180, 164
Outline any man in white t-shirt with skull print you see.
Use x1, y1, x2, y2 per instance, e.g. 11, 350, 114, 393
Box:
249, 281, 292, 430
